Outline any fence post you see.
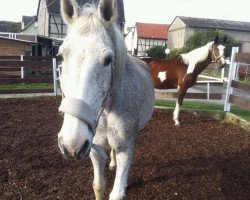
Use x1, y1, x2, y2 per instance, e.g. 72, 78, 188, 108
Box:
207, 82, 210, 100
224, 47, 239, 112
221, 67, 225, 82
20, 55, 24, 79
52, 58, 57, 96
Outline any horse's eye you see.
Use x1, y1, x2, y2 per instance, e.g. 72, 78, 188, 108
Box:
57, 54, 64, 62
104, 56, 112, 66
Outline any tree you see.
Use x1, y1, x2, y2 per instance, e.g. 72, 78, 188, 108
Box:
145, 46, 166, 59
0, 21, 21, 33
168, 48, 185, 59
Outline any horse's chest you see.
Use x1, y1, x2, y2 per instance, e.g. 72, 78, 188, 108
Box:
95, 112, 137, 150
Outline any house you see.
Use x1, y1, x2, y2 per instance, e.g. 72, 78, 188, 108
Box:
21, 0, 125, 38
0, 33, 55, 56
20, 16, 38, 35
126, 22, 168, 56
168, 16, 250, 52
1, 0, 125, 57
0, 36, 37, 56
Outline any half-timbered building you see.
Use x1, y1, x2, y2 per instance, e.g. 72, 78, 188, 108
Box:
127, 22, 168, 56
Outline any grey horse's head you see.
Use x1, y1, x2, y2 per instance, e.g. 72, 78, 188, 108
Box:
58, 0, 121, 160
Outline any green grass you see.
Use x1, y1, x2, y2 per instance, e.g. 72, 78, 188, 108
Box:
0, 83, 54, 90
155, 99, 250, 121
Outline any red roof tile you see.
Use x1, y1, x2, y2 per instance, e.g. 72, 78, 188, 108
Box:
136, 22, 168, 39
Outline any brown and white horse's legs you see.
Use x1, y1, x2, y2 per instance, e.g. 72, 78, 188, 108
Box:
173, 85, 188, 126
109, 148, 117, 171
90, 148, 107, 200
173, 101, 180, 126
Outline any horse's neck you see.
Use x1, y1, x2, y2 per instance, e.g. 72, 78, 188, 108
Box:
193, 51, 212, 74
182, 42, 213, 75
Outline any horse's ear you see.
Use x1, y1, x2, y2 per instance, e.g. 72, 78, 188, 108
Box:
214, 35, 219, 44
98, 0, 117, 27
60, 0, 78, 25
223, 35, 227, 43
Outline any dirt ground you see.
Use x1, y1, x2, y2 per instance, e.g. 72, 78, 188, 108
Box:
0, 97, 249, 200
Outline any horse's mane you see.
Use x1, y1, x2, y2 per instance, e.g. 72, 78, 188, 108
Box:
180, 41, 214, 66
73, 4, 106, 35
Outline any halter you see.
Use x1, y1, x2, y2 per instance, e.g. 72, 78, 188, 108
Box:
211, 43, 225, 65
59, 61, 115, 159
59, 62, 114, 130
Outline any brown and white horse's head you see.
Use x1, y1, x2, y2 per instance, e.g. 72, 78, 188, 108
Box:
212, 35, 227, 69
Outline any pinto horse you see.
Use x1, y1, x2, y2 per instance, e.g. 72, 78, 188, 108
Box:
142, 36, 227, 126
57, 0, 154, 199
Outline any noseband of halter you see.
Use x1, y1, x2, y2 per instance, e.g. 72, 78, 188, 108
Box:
59, 61, 115, 133
59, 97, 96, 130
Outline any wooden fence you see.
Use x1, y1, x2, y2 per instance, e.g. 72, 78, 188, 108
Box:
224, 47, 250, 111
0, 55, 225, 101
0, 56, 58, 95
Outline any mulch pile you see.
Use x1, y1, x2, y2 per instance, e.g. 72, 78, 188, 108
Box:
0, 97, 249, 200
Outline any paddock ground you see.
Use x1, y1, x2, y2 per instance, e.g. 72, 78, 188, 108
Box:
0, 97, 249, 199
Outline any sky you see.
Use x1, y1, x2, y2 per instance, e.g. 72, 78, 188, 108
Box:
0, 0, 249, 25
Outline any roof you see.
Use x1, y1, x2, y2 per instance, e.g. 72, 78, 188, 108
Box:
136, 22, 168, 39
22, 16, 37, 27
0, 36, 37, 44
178, 16, 250, 32
37, 0, 125, 23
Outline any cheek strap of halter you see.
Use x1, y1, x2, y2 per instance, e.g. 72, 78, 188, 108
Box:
59, 97, 96, 131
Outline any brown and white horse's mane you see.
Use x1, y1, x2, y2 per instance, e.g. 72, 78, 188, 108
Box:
180, 42, 213, 65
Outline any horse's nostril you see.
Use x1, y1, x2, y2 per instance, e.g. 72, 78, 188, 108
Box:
74, 140, 90, 160
58, 139, 70, 159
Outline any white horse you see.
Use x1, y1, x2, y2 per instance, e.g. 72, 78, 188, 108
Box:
57, 0, 155, 199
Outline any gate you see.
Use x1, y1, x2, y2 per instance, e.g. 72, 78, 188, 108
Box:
224, 47, 250, 111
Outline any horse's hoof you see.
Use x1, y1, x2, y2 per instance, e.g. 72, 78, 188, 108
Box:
175, 122, 180, 126
109, 164, 116, 171
109, 193, 125, 200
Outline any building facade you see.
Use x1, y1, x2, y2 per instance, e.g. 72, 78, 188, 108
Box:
0, 36, 37, 56
168, 16, 250, 52
0, 33, 54, 56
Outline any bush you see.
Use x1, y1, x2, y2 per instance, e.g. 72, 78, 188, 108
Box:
145, 46, 166, 59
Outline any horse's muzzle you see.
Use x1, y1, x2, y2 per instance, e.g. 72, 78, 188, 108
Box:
218, 64, 226, 70
58, 137, 91, 160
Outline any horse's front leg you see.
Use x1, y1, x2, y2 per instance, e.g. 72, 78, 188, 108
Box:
109, 148, 117, 171
174, 85, 188, 126
90, 147, 107, 200
173, 100, 181, 126
109, 143, 135, 200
